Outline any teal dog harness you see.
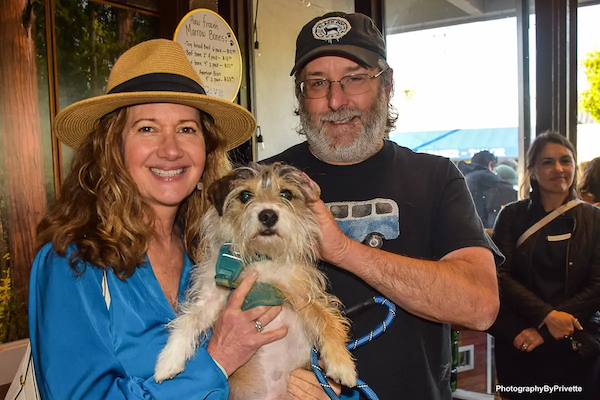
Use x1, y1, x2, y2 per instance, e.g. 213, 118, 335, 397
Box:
214, 243, 285, 311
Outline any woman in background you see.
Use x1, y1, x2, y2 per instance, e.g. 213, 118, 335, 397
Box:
488, 132, 600, 399
579, 156, 600, 206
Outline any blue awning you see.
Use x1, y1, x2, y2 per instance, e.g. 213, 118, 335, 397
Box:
390, 127, 518, 159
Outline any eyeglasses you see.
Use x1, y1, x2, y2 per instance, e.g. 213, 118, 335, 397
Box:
298, 68, 388, 99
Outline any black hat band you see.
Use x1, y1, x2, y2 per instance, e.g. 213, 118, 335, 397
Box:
108, 73, 206, 95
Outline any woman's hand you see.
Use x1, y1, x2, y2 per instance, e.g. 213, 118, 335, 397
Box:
206, 273, 288, 376
513, 328, 544, 352
288, 368, 342, 399
543, 310, 583, 340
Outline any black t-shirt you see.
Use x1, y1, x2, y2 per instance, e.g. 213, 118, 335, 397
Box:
530, 204, 573, 306
264, 140, 499, 400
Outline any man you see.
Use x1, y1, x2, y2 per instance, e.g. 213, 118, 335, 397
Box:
264, 12, 500, 399
496, 164, 518, 188
460, 151, 517, 229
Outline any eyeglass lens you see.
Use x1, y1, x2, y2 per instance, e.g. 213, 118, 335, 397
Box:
301, 74, 374, 99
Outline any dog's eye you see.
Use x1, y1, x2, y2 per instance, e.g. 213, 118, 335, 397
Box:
239, 190, 253, 204
280, 190, 294, 201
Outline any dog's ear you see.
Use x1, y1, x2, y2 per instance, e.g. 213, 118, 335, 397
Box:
298, 171, 321, 201
209, 167, 257, 215
208, 174, 236, 216
283, 167, 321, 202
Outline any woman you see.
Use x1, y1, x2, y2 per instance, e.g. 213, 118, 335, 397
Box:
29, 39, 341, 400
489, 132, 600, 399
579, 156, 600, 206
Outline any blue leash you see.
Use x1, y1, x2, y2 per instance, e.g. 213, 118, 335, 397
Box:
311, 296, 397, 400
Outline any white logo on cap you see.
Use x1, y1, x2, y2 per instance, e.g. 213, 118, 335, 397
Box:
312, 17, 351, 43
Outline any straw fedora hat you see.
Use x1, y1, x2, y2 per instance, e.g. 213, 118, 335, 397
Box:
54, 39, 256, 150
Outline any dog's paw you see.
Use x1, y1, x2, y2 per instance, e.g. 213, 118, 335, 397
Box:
154, 351, 186, 383
325, 361, 357, 388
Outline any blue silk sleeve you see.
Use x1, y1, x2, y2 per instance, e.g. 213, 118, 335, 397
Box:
29, 243, 229, 400
341, 388, 360, 400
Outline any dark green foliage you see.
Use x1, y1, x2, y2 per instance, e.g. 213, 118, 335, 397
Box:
53, 0, 159, 109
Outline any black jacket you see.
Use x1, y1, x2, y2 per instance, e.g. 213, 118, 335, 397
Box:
459, 163, 517, 228
488, 198, 600, 343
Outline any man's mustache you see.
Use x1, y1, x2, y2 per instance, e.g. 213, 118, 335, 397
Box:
320, 108, 362, 123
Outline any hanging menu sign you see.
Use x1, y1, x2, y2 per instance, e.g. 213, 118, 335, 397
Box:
174, 9, 242, 102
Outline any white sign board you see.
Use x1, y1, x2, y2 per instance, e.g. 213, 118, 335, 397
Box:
174, 9, 242, 102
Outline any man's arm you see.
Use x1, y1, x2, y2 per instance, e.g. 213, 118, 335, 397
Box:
308, 197, 499, 331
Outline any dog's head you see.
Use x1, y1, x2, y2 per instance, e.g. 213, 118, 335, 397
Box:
204, 162, 322, 261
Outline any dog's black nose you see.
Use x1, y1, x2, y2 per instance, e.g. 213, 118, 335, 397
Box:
258, 209, 278, 228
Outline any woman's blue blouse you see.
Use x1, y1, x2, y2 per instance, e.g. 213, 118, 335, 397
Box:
29, 242, 228, 400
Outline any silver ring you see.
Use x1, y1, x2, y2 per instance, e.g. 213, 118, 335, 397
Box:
254, 320, 264, 332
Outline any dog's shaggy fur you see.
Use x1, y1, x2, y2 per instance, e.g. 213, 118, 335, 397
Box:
154, 162, 356, 399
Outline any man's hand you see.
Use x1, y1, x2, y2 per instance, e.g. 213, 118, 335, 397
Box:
298, 172, 350, 266
288, 368, 342, 399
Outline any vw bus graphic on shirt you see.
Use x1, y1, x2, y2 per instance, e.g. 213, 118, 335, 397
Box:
326, 198, 400, 249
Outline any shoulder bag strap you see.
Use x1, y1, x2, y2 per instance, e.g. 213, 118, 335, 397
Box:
516, 199, 582, 248
7, 269, 112, 400
6, 341, 39, 400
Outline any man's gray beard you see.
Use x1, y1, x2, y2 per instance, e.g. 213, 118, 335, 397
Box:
299, 88, 388, 164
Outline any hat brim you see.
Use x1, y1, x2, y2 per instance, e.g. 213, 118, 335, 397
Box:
290, 45, 381, 76
54, 92, 256, 151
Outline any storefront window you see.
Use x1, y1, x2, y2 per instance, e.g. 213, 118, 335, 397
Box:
577, 4, 600, 165
55, 0, 159, 171
0, 0, 159, 345
385, 3, 521, 164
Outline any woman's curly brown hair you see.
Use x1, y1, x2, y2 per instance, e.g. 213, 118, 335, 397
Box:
37, 107, 231, 278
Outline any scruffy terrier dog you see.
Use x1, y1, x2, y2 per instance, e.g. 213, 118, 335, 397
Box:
154, 162, 356, 399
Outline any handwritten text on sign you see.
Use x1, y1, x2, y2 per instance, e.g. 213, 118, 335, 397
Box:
174, 10, 242, 101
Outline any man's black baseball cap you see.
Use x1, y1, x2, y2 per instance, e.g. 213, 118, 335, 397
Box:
290, 12, 387, 76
